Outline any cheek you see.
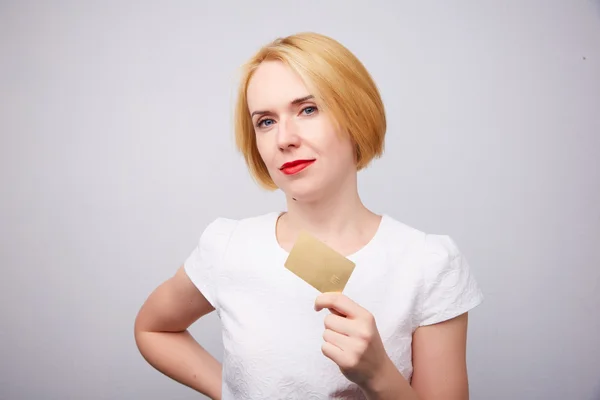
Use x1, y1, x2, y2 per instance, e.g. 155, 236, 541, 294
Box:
326, 133, 355, 163
306, 120, 343, 153
255, 135, 276, 168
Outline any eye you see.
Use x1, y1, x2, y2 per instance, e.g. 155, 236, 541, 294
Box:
301, 106, 317, 115
257, 118, 275, 128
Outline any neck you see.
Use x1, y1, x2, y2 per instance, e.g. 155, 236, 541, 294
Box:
282, 173, 375, 239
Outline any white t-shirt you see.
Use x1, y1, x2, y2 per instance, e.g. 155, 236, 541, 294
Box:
184, 212, 484, 400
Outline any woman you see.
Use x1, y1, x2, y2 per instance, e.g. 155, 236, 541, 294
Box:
134, 32, 484, 400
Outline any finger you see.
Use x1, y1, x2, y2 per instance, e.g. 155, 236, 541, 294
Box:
314, 292, 363, 318
323, 328, 352, 350
323, 312, 356, 336
330, 308, 344, 317
321, 341, 345, 364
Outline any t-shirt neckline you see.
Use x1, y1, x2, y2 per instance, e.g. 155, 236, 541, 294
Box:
269, 211, 386, 260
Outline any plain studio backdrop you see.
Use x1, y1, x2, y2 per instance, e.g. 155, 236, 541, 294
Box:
1, 1, 599, 399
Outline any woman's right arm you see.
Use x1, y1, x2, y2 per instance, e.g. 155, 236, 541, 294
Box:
134, 265, 222, 399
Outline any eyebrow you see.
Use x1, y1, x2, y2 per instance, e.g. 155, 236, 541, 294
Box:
250, 95, 315, 118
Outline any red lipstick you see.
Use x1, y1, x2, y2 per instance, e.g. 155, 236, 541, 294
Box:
280, 159, 315, 175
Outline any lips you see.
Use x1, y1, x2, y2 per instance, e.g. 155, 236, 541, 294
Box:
280, 159, 315, 175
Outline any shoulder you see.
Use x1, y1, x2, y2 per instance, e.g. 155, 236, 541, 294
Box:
378, 215, 483, 297
378, 214, 463, 261
378, 217, 485, 326
199, 211, 279, 245
423, 233, 463, 263
379, 215, 484, 325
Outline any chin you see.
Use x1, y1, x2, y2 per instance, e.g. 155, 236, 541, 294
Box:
278, 178, 326, 203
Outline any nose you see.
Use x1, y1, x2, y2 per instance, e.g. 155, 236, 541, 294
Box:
276, 117, 301, 150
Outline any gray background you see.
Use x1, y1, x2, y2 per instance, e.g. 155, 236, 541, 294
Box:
1, 1, 599, 399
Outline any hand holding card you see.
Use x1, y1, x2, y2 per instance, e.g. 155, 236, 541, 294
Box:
314, 292, 394, 391
284, 231, 392, 390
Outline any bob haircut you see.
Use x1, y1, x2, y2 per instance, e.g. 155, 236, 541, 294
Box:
234, 32, 386, 190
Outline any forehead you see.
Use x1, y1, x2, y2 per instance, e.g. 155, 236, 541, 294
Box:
246, 60, 311, 111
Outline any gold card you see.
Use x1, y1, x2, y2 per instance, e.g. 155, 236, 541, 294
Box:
284, 231, 356, 293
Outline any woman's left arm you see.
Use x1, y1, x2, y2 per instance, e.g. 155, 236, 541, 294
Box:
364, 313, 470, 400
410, 312, 470, 399
315, 292, 470, 400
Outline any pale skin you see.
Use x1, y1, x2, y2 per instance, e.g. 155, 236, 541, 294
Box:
134, 60, 471, 399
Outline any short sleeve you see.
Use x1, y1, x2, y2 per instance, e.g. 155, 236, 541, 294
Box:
183, 217, 238, 309
418, 234, 484, 326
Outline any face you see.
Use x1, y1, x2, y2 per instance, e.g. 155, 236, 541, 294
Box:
246, 60, 356, 201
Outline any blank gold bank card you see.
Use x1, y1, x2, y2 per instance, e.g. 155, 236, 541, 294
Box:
284, 231, 355, 293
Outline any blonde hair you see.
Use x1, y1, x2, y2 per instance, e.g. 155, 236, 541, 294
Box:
234, 32, 386, 190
